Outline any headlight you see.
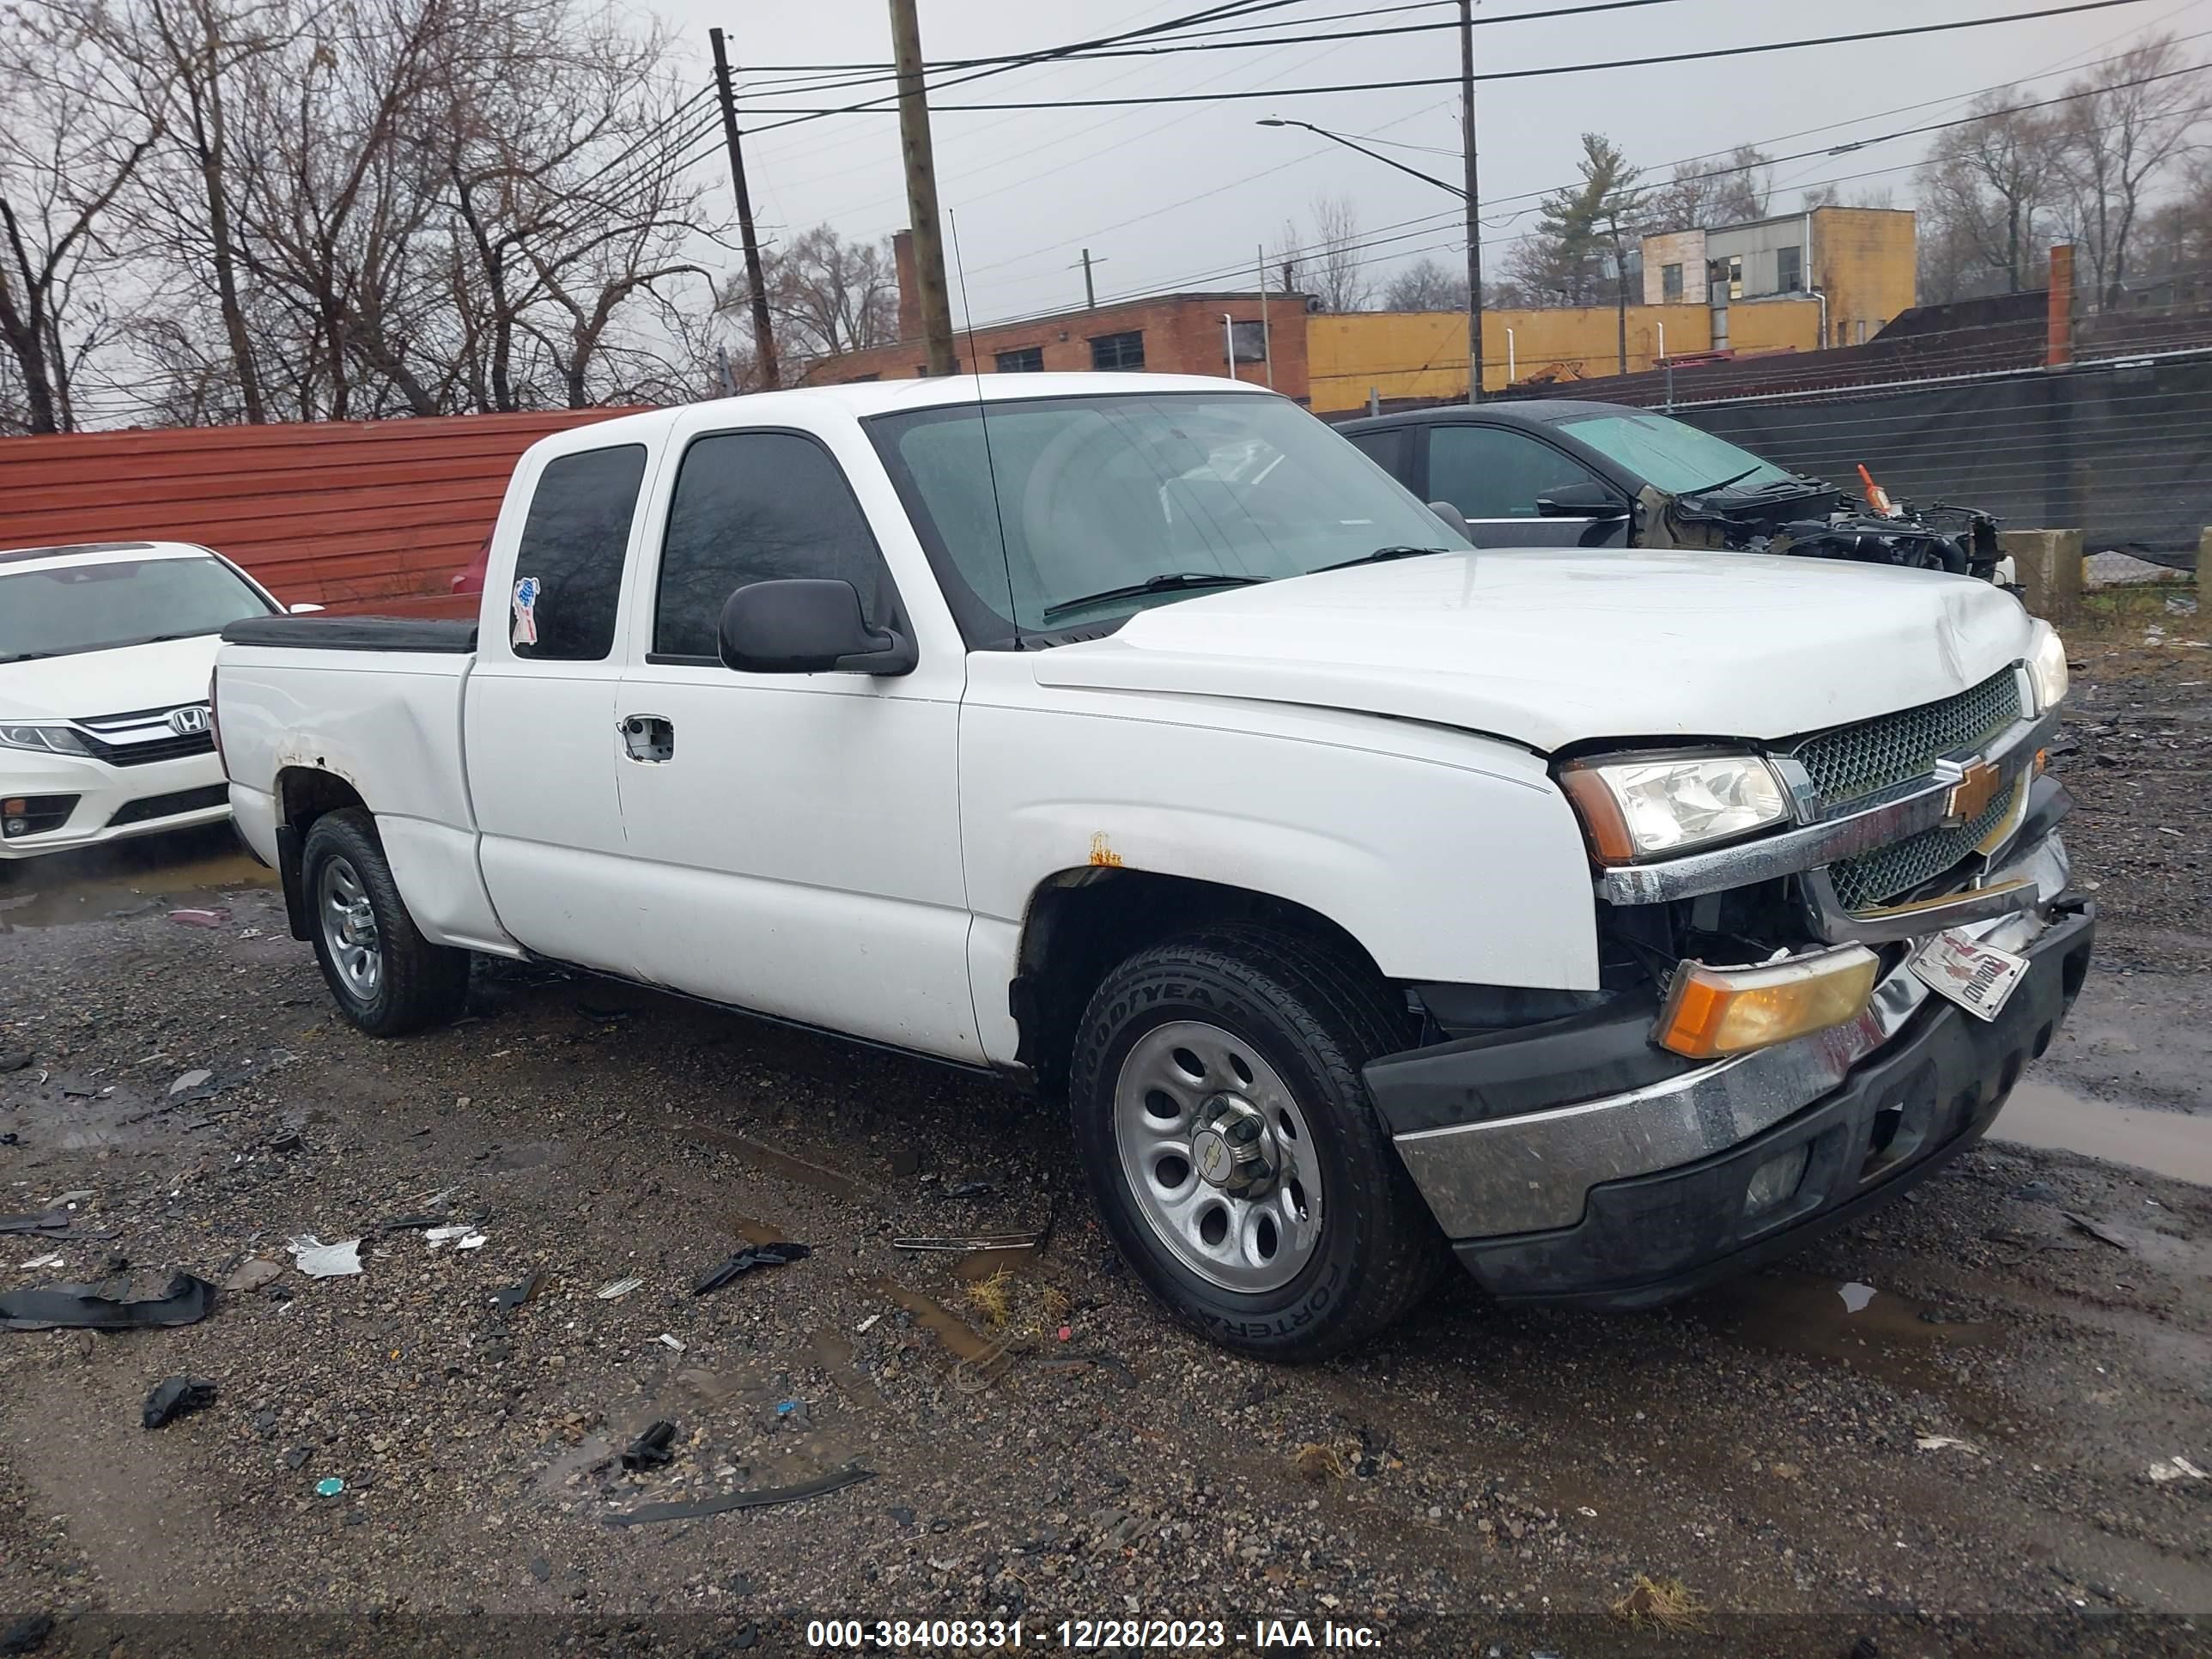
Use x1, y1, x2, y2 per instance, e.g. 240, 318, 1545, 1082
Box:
2027, 623, 2069, 713
0, 723, 92, 757
1559, 752, 1789, 863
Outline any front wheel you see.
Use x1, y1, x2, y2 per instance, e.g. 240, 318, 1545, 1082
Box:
1068, 927, 1444, 1359
301, 808, 470, 1036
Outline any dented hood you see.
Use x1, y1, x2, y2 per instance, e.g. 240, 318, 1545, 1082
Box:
1028, 549, 2034, 754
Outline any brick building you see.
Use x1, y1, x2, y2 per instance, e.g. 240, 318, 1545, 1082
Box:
801, 232, 1312, 399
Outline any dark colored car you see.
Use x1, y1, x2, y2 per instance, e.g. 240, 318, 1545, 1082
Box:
1340, 399, 2005, 580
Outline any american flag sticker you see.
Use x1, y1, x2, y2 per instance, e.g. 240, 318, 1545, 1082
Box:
511, 575, 541, 648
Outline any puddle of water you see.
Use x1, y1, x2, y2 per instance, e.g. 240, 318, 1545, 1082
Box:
952, 1245, 1037, 1279
1992, 1082, 2212, 1187
1705, 1271, 2003, 1413
867, 1275, 1010, 1376
0, 830, 274, 930
724, 1212, 794, 1246
676, 1121, 864, 1203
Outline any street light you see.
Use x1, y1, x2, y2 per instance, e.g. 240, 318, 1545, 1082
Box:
1258, 108, 1483, 404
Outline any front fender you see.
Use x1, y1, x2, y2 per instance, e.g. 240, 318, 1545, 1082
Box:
960, 687, 1599, 1052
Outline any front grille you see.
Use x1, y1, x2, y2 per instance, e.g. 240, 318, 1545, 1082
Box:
74, 728, 216, 767
1793, 669, 2022, 810
1827, 781, 2021, 910
107, 783, 228, 828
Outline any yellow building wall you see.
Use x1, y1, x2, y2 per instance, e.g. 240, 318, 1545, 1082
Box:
1306, 301, 1822, 413
1811, 208, 1917, 347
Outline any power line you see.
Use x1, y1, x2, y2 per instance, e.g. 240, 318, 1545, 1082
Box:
737, 0, 1690, 100
743, 0, 2159, 127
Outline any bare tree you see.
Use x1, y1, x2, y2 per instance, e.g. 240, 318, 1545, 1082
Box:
2051, 36, 2209, 305
1380, 256, 1468, 312
0, 5, 161, 433
1643, 145, 1774, 232
768, 226, 898, 362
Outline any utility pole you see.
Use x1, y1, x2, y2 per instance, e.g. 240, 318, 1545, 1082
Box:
1078, 248, 1097, 308
710, 27, 779, 392
1257, 244, 1274, 389
889, 0, 957, 375
1459, 0, 1483, 404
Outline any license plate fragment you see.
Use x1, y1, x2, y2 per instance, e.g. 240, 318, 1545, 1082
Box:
1911, 929, 2028, 1022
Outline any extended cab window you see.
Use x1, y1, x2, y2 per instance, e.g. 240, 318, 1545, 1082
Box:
511, 445, 647, 660
1426, 424, 1602, 520
653, 431, 897, 661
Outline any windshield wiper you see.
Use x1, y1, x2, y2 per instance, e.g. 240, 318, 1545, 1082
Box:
1041, 571, 1265, 621
1680, 465, 1761, 497
1315, 545, 1450, 573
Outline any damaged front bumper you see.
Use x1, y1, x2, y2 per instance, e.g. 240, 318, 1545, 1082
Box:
1365, 825, 2093, 1309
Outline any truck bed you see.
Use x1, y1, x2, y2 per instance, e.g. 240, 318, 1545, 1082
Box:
222, 616, 478, 653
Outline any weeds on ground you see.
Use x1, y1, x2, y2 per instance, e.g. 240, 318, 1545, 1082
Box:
1610, 1575, 1710, 1633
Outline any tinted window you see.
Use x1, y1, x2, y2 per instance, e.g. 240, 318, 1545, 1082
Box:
0, 556, 273, 663
1426, 424, 1602, 520
1345, 427, 1408, 482
653, 431, 896, 660
511, 446, 647, 660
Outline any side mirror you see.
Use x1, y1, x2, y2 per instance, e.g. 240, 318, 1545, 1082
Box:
1427, 500, 1474, 542
1536, 480, 1630, 520
289, 602, 326, 615
717, 578, 917, 676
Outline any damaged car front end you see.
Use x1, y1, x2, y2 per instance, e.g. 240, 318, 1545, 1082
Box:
1363, 623, 2088, 1307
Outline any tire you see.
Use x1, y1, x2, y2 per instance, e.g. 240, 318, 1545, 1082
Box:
1068, 925, 1445, 1360
301, 808, 470, 1036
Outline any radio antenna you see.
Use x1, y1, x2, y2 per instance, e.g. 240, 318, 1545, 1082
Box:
948, 209, 1020, 648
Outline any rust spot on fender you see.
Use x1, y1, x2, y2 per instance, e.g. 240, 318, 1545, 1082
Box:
1088, 832, 1124, 868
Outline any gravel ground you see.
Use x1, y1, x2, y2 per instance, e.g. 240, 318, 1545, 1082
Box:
0, 653, 2206, 1659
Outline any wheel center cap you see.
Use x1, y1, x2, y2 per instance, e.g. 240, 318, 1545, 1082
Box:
1191, 1093, 1279, 1198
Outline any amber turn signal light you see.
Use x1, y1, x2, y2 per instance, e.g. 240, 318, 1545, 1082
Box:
1653, 945, 1881, 1060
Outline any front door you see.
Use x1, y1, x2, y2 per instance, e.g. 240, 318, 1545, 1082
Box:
1422, 422, 1630, 548
612, 422, 981, 1061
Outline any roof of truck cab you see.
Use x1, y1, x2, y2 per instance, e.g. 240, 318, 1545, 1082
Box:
528, 373, 1279, 452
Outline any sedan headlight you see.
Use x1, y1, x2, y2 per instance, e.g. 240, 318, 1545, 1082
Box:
1559, 752, 1789, 863
2026, 623, 2069, 714
0, 722, 91, 757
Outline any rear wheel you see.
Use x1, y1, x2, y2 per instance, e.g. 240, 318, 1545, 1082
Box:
1069, 926, 1444, 1359
301, 809, 470, 1036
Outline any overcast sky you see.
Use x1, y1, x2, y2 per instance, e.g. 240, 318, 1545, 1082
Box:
642, 0, 2205, 323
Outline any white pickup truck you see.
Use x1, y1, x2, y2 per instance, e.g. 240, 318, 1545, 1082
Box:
214, 373, 2093, 1358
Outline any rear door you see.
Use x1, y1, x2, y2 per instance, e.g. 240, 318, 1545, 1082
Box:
465, 441, 654, 978
1420, 422, 1629, 548
610, 418, 981, 1060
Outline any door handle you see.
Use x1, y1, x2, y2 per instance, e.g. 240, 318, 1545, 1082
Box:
619, 714, 674, 763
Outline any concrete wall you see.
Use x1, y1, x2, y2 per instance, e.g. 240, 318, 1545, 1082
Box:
1642, 230, 1707, 306
801, 294, 1313, 402
1813, 207, 1917, 348
1306, 301, 1821, 412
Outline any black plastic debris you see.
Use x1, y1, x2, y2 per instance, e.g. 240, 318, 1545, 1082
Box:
692, 1241, 810, 1296
143, 1376, 218, 1430
941, 1180, 994, 1200
605, 1464, 874, 1527
575, 1002, 637, 1023
0, 1049, 32, 1074
621, 1420, 678, 1472
0, 1213, 70, 1238
492, 1272, 542, 1314
0, 1613, 52, 1655
0, 1272, 216, 1333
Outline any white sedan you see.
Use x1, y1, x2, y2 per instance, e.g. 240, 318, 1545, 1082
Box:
0, 539, 306, 860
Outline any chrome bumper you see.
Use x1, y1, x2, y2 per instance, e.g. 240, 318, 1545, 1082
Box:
1392, 827, 2071, 1238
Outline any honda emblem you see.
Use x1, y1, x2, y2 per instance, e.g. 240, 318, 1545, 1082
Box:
168, 704, 212, 738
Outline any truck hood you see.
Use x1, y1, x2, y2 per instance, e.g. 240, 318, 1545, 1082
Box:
1029, 549, 2034, 753
0, 634, 223, 722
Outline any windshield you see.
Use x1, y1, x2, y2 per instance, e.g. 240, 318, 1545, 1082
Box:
1553, 410, 1797, 495
870, 392, 1467, 632
0, 556, 275, 663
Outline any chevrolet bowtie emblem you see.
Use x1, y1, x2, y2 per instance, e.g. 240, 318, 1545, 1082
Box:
1944, 759, 2002, 825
